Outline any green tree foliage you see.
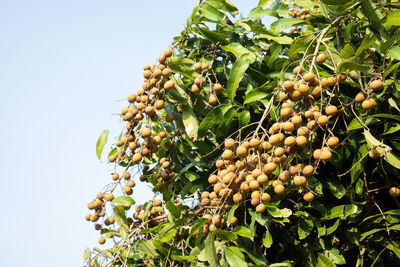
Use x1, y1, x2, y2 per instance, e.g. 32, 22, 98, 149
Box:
85, 1, 400, 266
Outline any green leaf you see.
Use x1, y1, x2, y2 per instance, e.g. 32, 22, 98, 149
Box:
298, 215, 314, 239
244, 83, 274, 104
326, 219, 341, 235
214, 229, 237, 241
258, 0, 272, 7
168, 57, 200, 80
181, 105, 199, 139
200, 2, 226, 22
294, 0, 314, 8
165, 200, 181, 218
239, 110, 250, 128
249, 7, 277, 18
187, 218, 208, 242
196, 27, 227, 43
112, 196, 135, 207
350, 143, 369, 184
360, 0, 384, 36
257, 34, 293, 44
388, 46, 400, 60
322, 176, 346, 199
348, 117, 379, 131
270, 18, 303, 32
160, 229, 177, 242
289, 34, 315, 58
263, 227, 273, 248
224, 246, 248, 267
83, 248, 91, 261
385, 152, 400, 169
339, 44, 355, 59
360, 228, 384, 241
113, 206, 128, 226
387, 10, 400, 26
227, 53, 256, 102
317, 253, 336, 267
205, 234, 218, 267
233, 226, 254, 238
221, 42, 254, 59
96, 130, 109, 159
338, 56, 372, 73
323, 248, 346, 265
138, 240, 158, 258
322, 204, 359, 221
227, 204, 238, 227
383, 124, 400, 135
321, 0, 349, 5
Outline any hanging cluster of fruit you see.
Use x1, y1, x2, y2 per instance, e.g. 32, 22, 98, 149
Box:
85, 48, 179, 245
197, 43, 396, 232
191, 61, 224, 105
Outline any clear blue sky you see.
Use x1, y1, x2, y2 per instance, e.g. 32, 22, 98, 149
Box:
0, 1, 261, 266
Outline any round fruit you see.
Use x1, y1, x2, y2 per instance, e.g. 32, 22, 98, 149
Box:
283, 121, 295, 132
208, 94, 217, 105
284, 81, 294, 91
201, 63, 209, 70
317, 115, 329, 126
302, 165, 313, 176
132, 153, 142, 163
274, 184, 285, 195
296, 136, 308, 148
261, 193, 271, 202
257, 174, 268, 185
313, 149, 321, 159
194, 63, 202, 71
370, 79, 383, 91
284, 136, 296, 147
362, 98, 377, 111
225, 138, 235, 150
291, 115, 302, 127
320, 149, 332, 161
222, 149, 234, 160
249, 180, 260, 190
325, 105, 338, 116
327, 136, 339, 148
293, 175, 307, 187
281, 107, 292, 119
166, 113, 174, 122
230, 216, 238, 226
303, 191, 315, 202
264, 162, 277, 174
293, 66, 304, 75
213, 83, 223, 95
303, 72, 315, 82
256, 203, 266, 213
279, 171, 291, 182
274, 147, 285, 157
250, 138, 261, 148
105, 193, 114, 201
369, 149, 380, 159
98, 237, 106, 245
355, 92, 367, 103
164, 80, 175, 91
312, 86, 322, 98
389, 187, 400, 197
155, 100, 165, 110
297, 127, 309, 136
164, 48, 173, 57
316, 53, 327, 64
251, 197, 260, 206
236, 146, 248, 158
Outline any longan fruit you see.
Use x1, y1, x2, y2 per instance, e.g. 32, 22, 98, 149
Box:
303, 191, 315, 202
140, 127, 152, 137
201, 63, 209, 70
281, 107, 293, 119
222, 149, 234, 160
90, 214, 99, 222
307, 120, 317, 130
154, 199, 162, 207
230, 216, 238, 226
143, 70, 152, 79
155, 100, 165, 110
208, 94, 217, 105
85, 214, 91, 221
320, 149, 332, 161
164, 80, 175, 91
312, 86, 322, 98
274, 147, 285, 157
303, 72, 315, 83
279, 170, 291, 182
370, 79, 383, 91
369, 148, 380, 159
293, 66, 304, 75
165, 113, 174, 123
296, 135, 308, 148
327, 136, 339, 148
250, 138, 261, 148
325, 105, 338, 116
256, 203, 266, 213
122, 171, 131, 180
201, 198, 210, 206
164, 48, 173, 57
291, 115, 302, 127
208, 175, 218, 184
316, 53, 326, 64
257, 174, 268, 185
105, 193, 114, 201
98, 237, 106, 245
389, 187, 400, 197
293, 175, 307, 187
355, 92, 367, 103
132, 153, 142, 163
317, 115, 329, 126
290, 90, 301, 101
337, 73, 347, 83
236, 145, 248, 158
162, 68, 172, 77
362, 98, 377, 111
124, 186, 133, 195
191, 84, 201, 94
264, 162, 277, 174
284, 136, 296, 147
283, 80, 294, 91
233, 192, 243, 203
269, 134, 281, 146
224, 138, 235, 150
297, 127, 309, 137
249, 180, 260, 190
283, 121, 295, 132
251, 197, 260, 206
194, 63, 202, 71
313, 149, 321, 159
127, 94, 137, 103
274, 184, 285, 195
261, 193, 271, 202
127, 181, 136, 188
326, 77, 336, 87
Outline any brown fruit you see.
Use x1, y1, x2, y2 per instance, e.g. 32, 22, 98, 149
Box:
312, 86, 322, 98
325, 105, 338, 116
281, 107, 293, 119
291, 115, 302, 127
293, 175, 307, 187
262, 141, 272, 151
140, 127, 152, 137
274, 147, 285, 157
105, 193, 114, 201
143, 70, 152, 79
327, 136, 339, 148
274, 184, 285, 195
284, 136, 296, 147
98, 237, 106, 245
251, 197, 260, 206
194, 63, 202, 71
355, 92, 367, 103
261, 193, 271, 202
296, 136, 308, 148
313, 149, 321, 159
362, 98, 377, 111
122, 171, 131, 180
164, 80, 175, 91
283, 80, 294, 91
166, 113, 174, 122
236, 145, 248, 158
256, 203, 266, 213
303, 72, 315, 83
326, 77, 336, 87
337, 73, 347, 83
369, 149, 380, 159
250, 138, 261, 148
201, 63, 209, 70
164, 48, 173, 57
370, 79, 383, 91
249, 180, 260, 190
264, 162, 277, 174
208, 94, 217, 105
230, 216, 238, 226
283, 121, 295, 132
302, 165, 313, 176
257, 174, 268, 185
222, 149, 234, 160
316, 53, 327, 64
127, 94, 136, 103
290, 90, 301, 101
124, 186, 133, 195
317, 115, 329, 126
127, 181, 136, 188
132, 153, 142, 164
112, 173, 119, 181
293, 66, 304, 75
154, 199, 162, 207
320, 148, 332, 161
162, 68, 172, 77
279, 171, 291, 182
389, 187, 400, 197
297, 127, 309, 137
303, 191, 315, 202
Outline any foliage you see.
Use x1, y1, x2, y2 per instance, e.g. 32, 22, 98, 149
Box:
85, 0, 400, 266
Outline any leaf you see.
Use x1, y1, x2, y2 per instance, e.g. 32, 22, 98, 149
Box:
350, 143, 369, 184
112, 196, 135, 207
138, 240, 158, 258
160, 229, 177, 242
387, 10, 400, 26
96, 130, 109, 159
233, 226, 254, 238
168, 57, 200, 80
288, 35, 315, 58
223, 246, 248, 267
221, 42, 254, 59
383, 124, 400, 135
298, 215, 314, 239
360, 0, 384, 36
200, 2, 226, 22
239, 110, 250, 128
227, 53, 256, 102
198, 105, 223, 136
263, 227, 273, 248
385, 152, 400, 169
214, 229, 237, 241
389, 98, 400, 112
205, 234, 218, 267
338, 56, 372, 74
83, 248, 91, 261
196, 27, 227, 43
249, 7, 278, 18
181, 105, 199, 139
326, 219, 341, 235
322, 176, 346, 199
321, 0, 349, 5
317, 253, 336, 267
388, 46, 400, 60
227, 204, 238, 227
258, 0, 272, 7
243, 83, 274, 104
322, 204, 359, 221
348, 117, 379, 131
187, 218, 208, 242
165, 200, 181, 218
339, 44, 355, 59
360, 228, 384, 241
323, 248, 346, 265
257, 34, 293, 44
270, 18, 303, 32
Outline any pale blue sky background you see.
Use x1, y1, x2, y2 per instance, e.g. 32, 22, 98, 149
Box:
0, 1, 262, 266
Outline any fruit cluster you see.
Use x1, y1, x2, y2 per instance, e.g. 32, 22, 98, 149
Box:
191, 61, 224, 105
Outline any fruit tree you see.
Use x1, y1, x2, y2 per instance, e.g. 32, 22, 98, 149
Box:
84, 0, 400, 266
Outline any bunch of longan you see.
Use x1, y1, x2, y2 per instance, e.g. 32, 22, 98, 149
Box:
191, 62, 224, 105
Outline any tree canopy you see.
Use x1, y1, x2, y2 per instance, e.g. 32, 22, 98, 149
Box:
85, 0, 400, 266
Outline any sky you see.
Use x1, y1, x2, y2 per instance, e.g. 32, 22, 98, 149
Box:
0, 1, 263, 266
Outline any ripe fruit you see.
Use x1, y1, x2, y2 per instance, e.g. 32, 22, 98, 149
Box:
256, 203, 266, 213
312, 86, 322, 98
316, 53, 327, 64
313, 149, 321, 159
264, 162, 277, 174
296, 136, 308, 148
293, 175, 307, 186
249, 180, 260, 190
303, 191, 315, 202
320, 148, 332, 161
279, 171, 290, 182
213, 83, 223, 95
164, 48, 172, 57
250, 138, 261, 148
369, 149, 380, 159
140, 127, 152, 137
105, 193, 114, 201
283, 121, 295, 132
317, 115, 329, 126
325, 105, 338, 116
302, 165, 313, 176
124, 186, 133, 195
362, 98, 377, 111
281, 107, 292, 118
293, 66, 304, 75
208, 94, 217, 105
370, 79, 383, 91
284, 136, 296, 147
164, 80, 175, 91
201, 63, 209, 70
284, 81, 294, 91
274, 184, 285, 195
261, 193, 271, 202
303, 72, 315, 82
155, 100, 164, 110
194, 63, 202, 71
257, 174, 268, 185
98, 237, 106, 245
327, 136, 339, 148
236, 145, 248, 158
355, 92, 367, 103
222, 149, 234, 160
389, 187, 400, 197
